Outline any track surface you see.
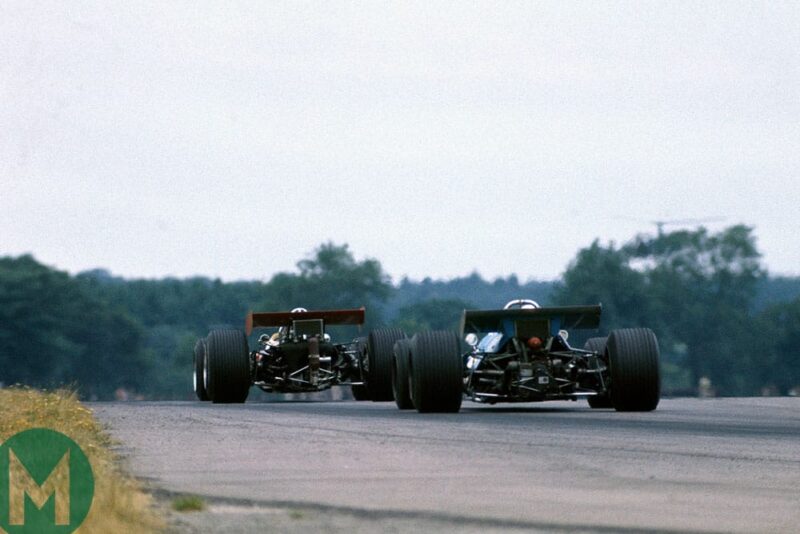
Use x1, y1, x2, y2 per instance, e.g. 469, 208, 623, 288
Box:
93, 398, 800, 533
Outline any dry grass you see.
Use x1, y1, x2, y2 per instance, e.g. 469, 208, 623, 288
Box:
0, 387, 165, 533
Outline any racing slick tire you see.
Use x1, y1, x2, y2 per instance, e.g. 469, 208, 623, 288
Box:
205, 329, 251, 404
366, 328, 406, 402
351, 337, 371, 401
193, 338, 210, 401
392, 338, 414, 410
584, 337, 612, 409
607, 328, 660, 412
409, 330, 463, 413
351, 385, 370, 400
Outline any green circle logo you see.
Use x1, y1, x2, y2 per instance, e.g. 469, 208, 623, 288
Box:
0, 428, 94, 533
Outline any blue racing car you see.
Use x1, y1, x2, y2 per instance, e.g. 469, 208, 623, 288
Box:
388, 299, 660, 413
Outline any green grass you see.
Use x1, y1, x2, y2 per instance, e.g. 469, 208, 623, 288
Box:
172, 495, 206, 512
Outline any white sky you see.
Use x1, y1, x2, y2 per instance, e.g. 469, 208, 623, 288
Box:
1, 1, 798, 282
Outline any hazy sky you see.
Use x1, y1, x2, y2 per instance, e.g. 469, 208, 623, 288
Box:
2, 1, 798, 282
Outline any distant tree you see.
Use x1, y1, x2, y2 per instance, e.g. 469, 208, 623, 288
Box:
624, 225, 764, 394
261, 243, 392, 330
756, 297, 800, 394
552, 240, 651, 330
78, 274, 267, 331
395, 298, 473, 334
754, 276, 800, 311
389, 273, 554, 319
77, 273, 271, 399
554, 226, 766, 395
0, 255, 149, 398
135, 326, 197, 399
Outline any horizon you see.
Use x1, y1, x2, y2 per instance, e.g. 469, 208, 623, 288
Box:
6, 223, 795, 285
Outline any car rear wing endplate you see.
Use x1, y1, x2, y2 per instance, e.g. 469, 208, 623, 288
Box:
460, 304, 602, 338
246, 307, 366, 335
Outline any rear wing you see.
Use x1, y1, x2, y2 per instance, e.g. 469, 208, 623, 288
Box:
245, 307, 365, 335
460, 305, 602, 339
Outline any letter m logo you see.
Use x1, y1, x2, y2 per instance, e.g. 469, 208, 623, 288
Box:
8, 448, 70, 526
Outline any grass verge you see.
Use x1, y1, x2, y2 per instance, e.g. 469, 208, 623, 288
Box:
172, 495, 206, 512
0, 387, 165, 533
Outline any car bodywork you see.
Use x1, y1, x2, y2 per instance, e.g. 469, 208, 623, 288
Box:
195, 307, 408, 403
390, 299, 660, 413
246, 308, 367, 394
194, 307, 377, 403
461, 304, 606, 403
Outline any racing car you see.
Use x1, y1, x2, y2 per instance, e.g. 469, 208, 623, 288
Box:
387, 299, 660, 413
193, 307, 405, 403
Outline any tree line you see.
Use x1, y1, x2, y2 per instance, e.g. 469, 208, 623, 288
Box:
1, 226, 798, 399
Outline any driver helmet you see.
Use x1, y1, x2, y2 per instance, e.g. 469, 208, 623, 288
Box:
503, 299, 541, 309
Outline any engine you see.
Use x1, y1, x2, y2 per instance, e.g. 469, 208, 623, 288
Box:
252, 327, 363, 393
465, 333, 606, 403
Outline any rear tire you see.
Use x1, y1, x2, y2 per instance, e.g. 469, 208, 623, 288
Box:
351, 338, 370, 400
351, 385, 370, 400
205, 329, 251, 404
607, 328, 660, 412
409, 330, 463, 413
193, 339, 210, 401
367, 328, 406, 402
584, 337, 612, 409
392, 338, 413, 410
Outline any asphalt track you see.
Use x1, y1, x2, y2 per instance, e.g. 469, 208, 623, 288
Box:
92, 398, 800, 533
